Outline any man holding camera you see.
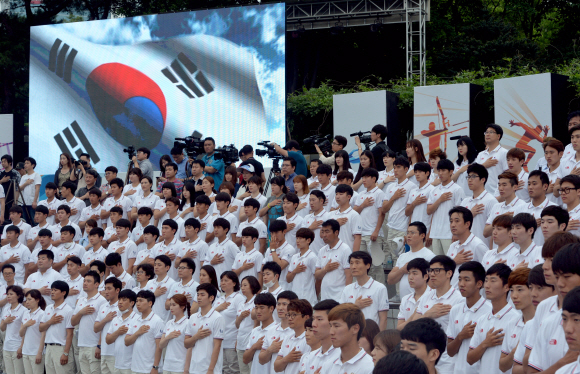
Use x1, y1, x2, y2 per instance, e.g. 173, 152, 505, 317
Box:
270, 140, 307, 177
239, 145, 266, 184
201, 137, 225, 189
131, 147, 154, 179
171, 146, 190, 180
315, 136, 348, 166
355, 124, 390, 172
75, 169, 99, 206
76, 153, 102, 190
0, 155, 20, 219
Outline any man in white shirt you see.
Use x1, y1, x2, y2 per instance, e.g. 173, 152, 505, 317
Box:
446, 261, 491, 374
481, 214, 518, 271
26, 205, 52, 251
560, 175, 580, 237
81, 227, 108, 275
242, 293, 277, 374
19, 157, 41, 223
405, 162, 434, 237
206, 192, 239, 244
71, 270, 108, 374
60, 181, 87, 225
275, 299, 313, 374
64, 256, 84, 308
38, 182, 60, 226
105, 289, 137, 374
484, 172, 527, 240
353, 168, 386, 284
316, 164, 336, 212
277, 193, 304, 249
50, 205, 82, 245
306, 300, 341, 374
235, 198, 268, 253
23, 250, 64, 305
101, 178, 133, 228
194, 195, 213, 242
203, 218, 240, 286
156, 197, 186, 239
340, 251, 389, 329
302, 191, 330, 255
1, 205, 31, 246
494, 148, 529, 202
330, 184, 362, 252
107, 218, 138, 276
400, 318, 448, 374
145, 255, 176, 322
286, 229, 318, 305
175, 218, 209, 283
553, 286, 580, 374
510, 213, 544, 269
426, 159, 466, 256
314, 219, 352, 300
27, 228, 55, 274
94, 276, 121, 374
262, 220, 295, 291
79, 188, 103, 231
388, 221, 435, 299
131, 207, 154, 251
52, 226, 85, 277
166, 257, 200, 309
105, 252, 136, 290
475, 124, 509, 195
307, 160, 321, 190
397, 258, 430, 331
232, 227, 263, 281
460, 163, 498, 243
540, 205, 569, 242
0, 225, 32, 284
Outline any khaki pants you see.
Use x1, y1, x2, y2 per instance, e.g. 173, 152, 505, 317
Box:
3, 350, 25, 374
23, 354, 45, 374
72, 328, 80, 374
236, 349, 251, 374
0, 328, 5, 373
223, 348, 239, 374
360, 235, 386, 285
79, 346, 101, 374
101, 355, 115, 374
114, 369, 131, 374
432, 238, 453, 256
45, 345, 75, 374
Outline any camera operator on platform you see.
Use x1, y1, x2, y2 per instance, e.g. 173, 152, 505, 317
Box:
171, 146, 191, 180
131, 147, 154, 179
315, 135, 348, 166
355, 124, 390, 172
238, 145, 266, 184
270, 139, 307, 177
201, 137, 225, 189
75, 153, 102, 190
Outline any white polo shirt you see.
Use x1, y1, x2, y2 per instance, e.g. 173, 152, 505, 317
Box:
407, 182, 435, 231
339, 277, 389, 324
475, 145, 509, 195
486, 198, 528, 225
469, 304, 521, 374
297, 193, 311, 218
49, 221, 82, 243
379, 168, 396, 194
123, 183, 143, 202
329, 207, 362, 251
150, 237, 180, 280
95, 300, 120, 356
185, 309, 225, 374
64, 274, 84, 308
1, 303, 26, 351
354, 186, 386, 236
263, 241, 296, 291
233, 248, 264, 280
208, 211, 239, 243
242, 193, 268, 212
384, 179, 414, 232
528, 312, 567, 372
329, 190, 359, 210
131, 224, 153, 252
460, 191, 498, 243
73, 292, 108, 347
525, 295, 559, 350
247, 322, 278, 374
447, 234, 489, 287
145, 275, 176, 322
107, 270, 136, 290
107, 310, 137, 370
398, 291, 426, 322
24, 268, 64, 305
318, 183, 336, 213
262, 323, 295, 373
162, 315, 189, 373
509, 243, 543, 269
203, 239, 240, 286
102, 195, 133, 227
319, 348, 374, 374
277, 213, 303, 249
446, 297, 492, 374
127, 312, 165, 374
104, 226, 116, 242
302, 210, 330, 254
38, 197, 60, 226
0, 242, 32, 283
80, 204, 103, 228
53, 242, 85, 276
133, 193, 159, 225
176, 237, 208, 283
167, 277, 199, 303
214, 291, 246, 349
26, 222, 52, 251
278, 331, 310, 374
237, 217, 268, 248
287, 249, 318, 306
395, 247, 436, 298
558, 153, 580, 179
514, 318, 533, 365
108, 237, 138, 274
316, 240, 351, 300
1, 220, 31, 246
157, 214, 186, 238
21, 307, 45, 355
513, 197, 557, 246
567, 203, 580, 238
555, 358, 580, 374
63, 196, 87, 224
42, 301, 74, 345
427, 181, 466, 239
495, 170, 530, 202
82, 246, 109, 266
481, 243, 518, 271
543, 164, 562, 205
237, 295, 256, 350
501, 317, 525, 360
300, 346, 341, 374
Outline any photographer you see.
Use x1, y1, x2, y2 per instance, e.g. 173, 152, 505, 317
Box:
189, 159, 206, 200
75, 169, 99, 206
270, 140, 307, 177
0, 155, 20, 217
315, 135, 348, 166
131, 147, 154, 179
355, 124, 390, 172
75, 153, 102, 189
238, 145, 266, 184
171, 146, 190, 180
201, 137, 225, 190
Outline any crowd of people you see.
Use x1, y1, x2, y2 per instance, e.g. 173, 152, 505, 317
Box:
1, 115, 580, 374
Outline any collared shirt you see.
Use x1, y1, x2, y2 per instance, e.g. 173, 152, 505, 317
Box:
127, 312, 165, 373
277, 213, 303, 248
42, 301, 74, 345
428, 181, 466, 239
95, 301, 120, 356
74, 292, 108, 347
447, 234, 488, 286
0, 242, 32, 283
157, 213, 186, 238
49, 220, 82, 243
407, 182, 435, 231
461, 191, 498, 243
214, 291, 246, 349
287, 249, 318, 306
555, 357, 580, 374
398, 291, 427, 321
263, 241, 296, 290
156, 178, 185, 197
237, 216, 268, 244
302, 210, 330, 254
509, 242, 543, 269
568, 203, 580, 238
558, 153, 580, 180
528, 312, 567, 372
319, 347, 374, 374
137, 158, 154, 179
24, 268, 64, 305
384, 178, 415, 232
278, 331, 310, 374
514, 197, 556, 246
446, 297, 492, 374
102, 195, 133, 227
26, 222, 52, 251
63, 196, 87, 224
185, 309, 225, 374
176, 237, 208, 283
495, 169, 530, 202
247, 322, 278, 374
481, 243, 518, 271
150, 237, 180, 280
469, 303, 521, 374
525, 295, 559, 350
208, 211, 239, 245
233, 248, 264, 280
38, 197, 60, 225
284, 172, 298, 193
54, 242, 85, 276
319, 183, 336, 212
133, 193, 159, 226
145, 275, 176, 322
162, 316, 189, 372
1, 303, 26, 351
204, 238, 240, 286
340, 277, 389, 324
475, 145, 509, 194
80, 204, 103, 227
167, 277, 199, 303
514, 318, 533, 365
64, 274, 84, 308
202, 152, 225, 190
329, 206, 362, 250
315, 240, 351, 300
82, 246, 109, 266
1, 220, 31, 246
416, 287, 465, 331
501, 318, 526, 359
21, 307, 45, 355
262, 323, 295, 373
354, 186, 386, 236
107, 311, 138, 370
237, 295, 256, 349
300, 345, 341, 374
395, 247, 436, 298
486, 198, 528, 225
107, 270, 136, 290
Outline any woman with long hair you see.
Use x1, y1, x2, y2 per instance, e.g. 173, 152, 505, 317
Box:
223, 165, 241, 197
293, 174, 311, 218
123, 168, 143, 200
159, 294, 191, 374
216, 271, 246, 374
371, 329, 401, 366
332, 150, 354, 184
130, 176, 159, 224
53, 153, 78, 190
406, 139, 427, 185
235, 276, 261, 374
237, 176, 267, 223
259, 176, 287, 229
20, 289, 46, 374
452, 136, 478, 196
202, 176, 217, 201
158, 155, 172, 184
199, 265, 220, 291
153, 181, 178, 227
352, 150, 376, 193
1, 285, 26, 374
359, 319, 380, 354
179, 182, 197, 220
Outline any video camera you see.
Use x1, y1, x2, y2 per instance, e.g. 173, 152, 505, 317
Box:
256, 141, 282, 159
175, 131, 205, 158
304, 134, 332, 155
214, 145, 239, 165
350, 131, 374, 150
122, 145, 136, 161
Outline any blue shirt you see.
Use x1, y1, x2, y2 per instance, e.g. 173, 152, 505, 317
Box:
174, 158, 189, 180
201, 153, 225, 190
284, 172, 297, 193
288, 151, 308, 177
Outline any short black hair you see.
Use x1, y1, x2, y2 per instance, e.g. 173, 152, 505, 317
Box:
393, 157, 410, 169
143, 225, 160, 239
335, 184, 354, 197
316, 164, 332, 176
400, 318, 447, 365
116, 219, 131, 230
284, 192, 300, 206
335, 136, 347, 148
262, 261, 281, 277
105, 252, 122, 267
179, 258, 196, 274
437, 159, 455, 172
466, 163, 488, 185
104, 277, 122, 291
528, 264, 554, 290
5, 225, 20, 235
110, 206, 123, 215
561, 175, 580, 189
137, 147, 151, 158
85, 270, 101, 284
277, 290, 298, 302
407, 258, 430, 277
162, 219, 178, 233
408, 221, 427, 239
373, 350, 428, 374
184, 218, 201, 230
372, 124, 387, 140
309, 190, 326, 203
313, 299, 340, 313
88, 188, 102, 198
62, 181, 77, 194
212, 218, 230, 233
269, 219, 287, 233
105, 166, 118, 174
485, 123, 503, 140
348, 251, 372, 273
137, 207, 153, 217
430, 255, 456, 275
512, 213, 537, 238
486, 263, 512, 286
243, 198, 261, 211
541, 206, 569, 229
154, 255, 172, 268
361, 167, 379, 181
35, 205, 49, 216
136, 290, 156, 306
552, 243, 580, 277
110, 178, 124, 189
449, 206, 473, 231
51, 280, 70, 299
38, 249, 54, 261
24, 157, 37, 168
197, 283, 218, 304
562, 286, 580, 315
119, 289, 137, 305
60, 225, 76, 236
90, 260, 106, 274
1, 154, 12, 164
1, 264, 15, 273
45, 182, 58, 190
283, 157, 297, 168
38, 228, 53, 238
254, 293, 277, 308
66, 256, 82, 267
241, 226, 259, 239
458, 261, 486, 287
529, 170, 549, 186
321, 219, 340, 233
136, 264, 155, 280
413, 162, 431, 177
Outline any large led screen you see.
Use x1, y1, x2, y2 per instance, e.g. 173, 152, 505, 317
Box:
30, 4, 286, 174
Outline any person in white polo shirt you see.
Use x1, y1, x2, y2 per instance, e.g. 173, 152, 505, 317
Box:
27, 205, 52, 252
81, 228, 108, 275
235, 199, 268, 253
24, 250, 64, 306
396, 258, 430, 330
560, 175, 580, 237
315, 165, 336, 213
124, 290, 165, 374
330, 184, 362, 252
78, 188, 103, 230
105, 289, 137, 374
105, 252, 136, 290
49, 205, 82, 246
340, 251, 389, 330
60, 181, 87, 226
405, 162, 434, 241
175, 218, 208, 284
467, 264, 521, 374
37, 182, 60, 226
319, 303, 374, 374
206, 192, 239, 244
493, 148, 529, 203
101, 178, 133, 229
274, 299, 313, 374
286, 228, 318, 306
388, 221, 435, 299
510, 213, 544, 269
93, 277, 121, 374
159, 294, 191, 374
232, 227, 263, 281
203, 218, 240, 287
39, 280, 75, 374
551, 286, 580, 374
400, 318, 448, 374
277, 193, 304, 249
481, 214, 518, 271
21, 289, 47, 374
52, 226, 85, 277
1, 206, 31, 246
145, 255, 176, 322
107, 219, 138, 276
460, 164, 498, 243
475, 124, 509, 195
426, 159, 466, 257
262, 220, 295, 291
314, 219, 352, 301
242, 293, 277, 374
445, 261, 491, 374
0, 225, 32, 284
184, 283, 225, 374
166, 258, 199, 311
0, 285, 26, 374
64, 256, 84, 309
483, 172, 527, 240
302, 191, 330, 255
71, 270, 108, 374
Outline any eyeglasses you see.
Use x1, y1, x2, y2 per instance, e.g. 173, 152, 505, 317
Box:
286, 313, 305, 320
177, 267, 189, 270
483, 131, 497, 135
557, 187, 577, 194
466, 175, 480, 180
428, 268, 445, 274
136, 271, 145, 275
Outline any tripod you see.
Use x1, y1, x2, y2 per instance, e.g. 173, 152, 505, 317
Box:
263, 158, 282, 195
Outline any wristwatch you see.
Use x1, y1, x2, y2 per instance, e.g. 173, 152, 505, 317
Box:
63, 352, 69, 357
152, 366, 159, 370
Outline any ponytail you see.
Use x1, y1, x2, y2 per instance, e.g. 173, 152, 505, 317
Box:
25, 289, 46, 310
170, 294, 191, 317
